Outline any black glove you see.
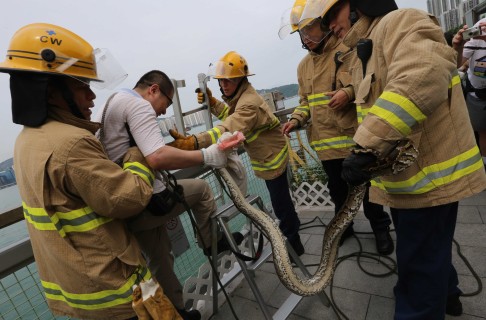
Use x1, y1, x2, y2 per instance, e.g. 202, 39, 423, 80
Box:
341, 150, 377, 186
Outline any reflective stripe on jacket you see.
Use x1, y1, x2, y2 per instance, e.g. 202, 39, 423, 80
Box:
197, 79, 288, 180
344, 10, 486, 208
291, 37, 358, 160
15, 107, 154, 319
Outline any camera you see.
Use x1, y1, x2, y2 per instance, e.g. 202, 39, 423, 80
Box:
463, 26, 482, 41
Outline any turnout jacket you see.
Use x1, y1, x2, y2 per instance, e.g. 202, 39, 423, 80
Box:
344, 9, 486, 208
14, 107, 154, 319
291, 36, 357, 160
196, 78, 288, 180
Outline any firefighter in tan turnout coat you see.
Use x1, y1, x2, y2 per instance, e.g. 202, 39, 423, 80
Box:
0, 23, 157, 320
168, 51, 305, 256
280, 0, 394, 254
310, 0, 486, 318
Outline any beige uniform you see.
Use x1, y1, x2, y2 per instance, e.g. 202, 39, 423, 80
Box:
291, 36, 357, 160
197, 78, 289, 180
344, 10, 486, 208
15, 107, 154, 320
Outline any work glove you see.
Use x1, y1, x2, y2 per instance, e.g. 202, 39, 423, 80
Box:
195, 88, 217, 107
341, 147, 378, 186
166, 129, 198, 150
201, 144, 227, 168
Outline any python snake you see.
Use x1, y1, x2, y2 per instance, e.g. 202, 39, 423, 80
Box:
216, 140, 418, 296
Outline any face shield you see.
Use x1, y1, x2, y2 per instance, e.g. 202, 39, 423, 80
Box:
78, 48, 128, 90
297, 0, 332, 43
278, 6, 305, 40
299, 17, 331, 44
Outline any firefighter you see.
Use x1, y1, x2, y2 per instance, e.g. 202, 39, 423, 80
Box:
309, 0, 486, 318
168, 51, 305, 256
0, 23, 159, 319
280, 0, 394, 255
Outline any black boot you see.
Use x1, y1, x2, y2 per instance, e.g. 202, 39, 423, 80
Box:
446, 294, 463, 316
374, 228, 394, 255
177, 308, 201, 320
339, 225, 355, 246
288, 234, 305, 256
204, 232, 244, 256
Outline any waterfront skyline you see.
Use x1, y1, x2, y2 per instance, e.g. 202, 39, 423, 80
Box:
0, 0, 427, 161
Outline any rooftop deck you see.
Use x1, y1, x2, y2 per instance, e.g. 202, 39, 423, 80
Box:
209, 191, 486, 320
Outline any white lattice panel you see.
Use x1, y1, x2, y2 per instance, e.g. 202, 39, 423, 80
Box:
291, 181, 334, 210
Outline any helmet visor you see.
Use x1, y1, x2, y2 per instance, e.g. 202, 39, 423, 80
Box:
89, 48, 127, 90
278, 7, 294, 40
299, 17, 331, 43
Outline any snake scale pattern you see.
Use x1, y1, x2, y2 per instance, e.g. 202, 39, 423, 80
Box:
216, 140, 418, 296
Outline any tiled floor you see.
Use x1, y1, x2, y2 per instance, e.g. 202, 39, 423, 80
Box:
207, 191, 486, 320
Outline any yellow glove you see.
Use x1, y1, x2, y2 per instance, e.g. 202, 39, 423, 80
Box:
166, 129, 199, 150
195, 88, 217, 107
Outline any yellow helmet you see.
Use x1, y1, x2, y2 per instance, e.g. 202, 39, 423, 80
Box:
278, 0, 307, 39
0, 23, 100, 82
210, 51, 254, 79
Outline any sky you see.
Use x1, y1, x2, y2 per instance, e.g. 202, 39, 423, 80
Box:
0, 0, 427, 161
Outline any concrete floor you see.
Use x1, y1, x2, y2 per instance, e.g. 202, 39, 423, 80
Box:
207, 191, 486, 320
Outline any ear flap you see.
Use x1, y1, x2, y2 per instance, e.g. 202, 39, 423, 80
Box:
10, 73, 50, 127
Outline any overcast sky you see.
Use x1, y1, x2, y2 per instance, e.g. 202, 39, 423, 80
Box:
0, 0, 427, 161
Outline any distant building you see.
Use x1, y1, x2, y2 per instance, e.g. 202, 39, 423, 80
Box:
427, 0, 486, 31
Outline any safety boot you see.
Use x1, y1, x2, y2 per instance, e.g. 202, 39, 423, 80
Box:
374, 228, 394, 255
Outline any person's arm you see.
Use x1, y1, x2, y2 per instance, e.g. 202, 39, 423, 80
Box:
452, 25, 469, 68
66, 136, 154, 219
146, 145, 203, 170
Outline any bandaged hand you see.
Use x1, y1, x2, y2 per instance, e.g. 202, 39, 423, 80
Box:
166, 129, 198, 150
201, 144, 227, 168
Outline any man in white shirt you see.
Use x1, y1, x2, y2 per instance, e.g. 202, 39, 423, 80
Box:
95, 70, 241, 320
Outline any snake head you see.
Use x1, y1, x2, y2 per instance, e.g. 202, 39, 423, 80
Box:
361, 140, 419, 177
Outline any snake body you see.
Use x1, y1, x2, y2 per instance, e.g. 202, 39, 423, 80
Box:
216, 140, 418, 296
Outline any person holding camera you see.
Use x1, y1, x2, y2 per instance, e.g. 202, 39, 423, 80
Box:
95, 70, 242, 320
453, 18, 486, 165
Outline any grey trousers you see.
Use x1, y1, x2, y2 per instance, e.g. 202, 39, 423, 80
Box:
128, 178, 216, 309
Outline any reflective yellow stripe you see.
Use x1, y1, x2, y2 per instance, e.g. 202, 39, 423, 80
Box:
310, 136, 355, 151
246, 117, 280, 143
123, 162, 154, 186
218, 105, 229, 120
251, 144, 288, 172
42, 266, 151, 310
368, 91, 427, 136
206, 127, 222, 144
449, 71, 461, 89
295, 105, 310, 117
308, 93, 330, 107
356, 105, 371, 124
371, 146, 483, 194
23, 203, 113, 237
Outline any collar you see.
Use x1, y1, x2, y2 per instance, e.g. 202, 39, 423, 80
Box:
343, 15, 380, 49
120, 88, 142, 98
48, 106, 100, 135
